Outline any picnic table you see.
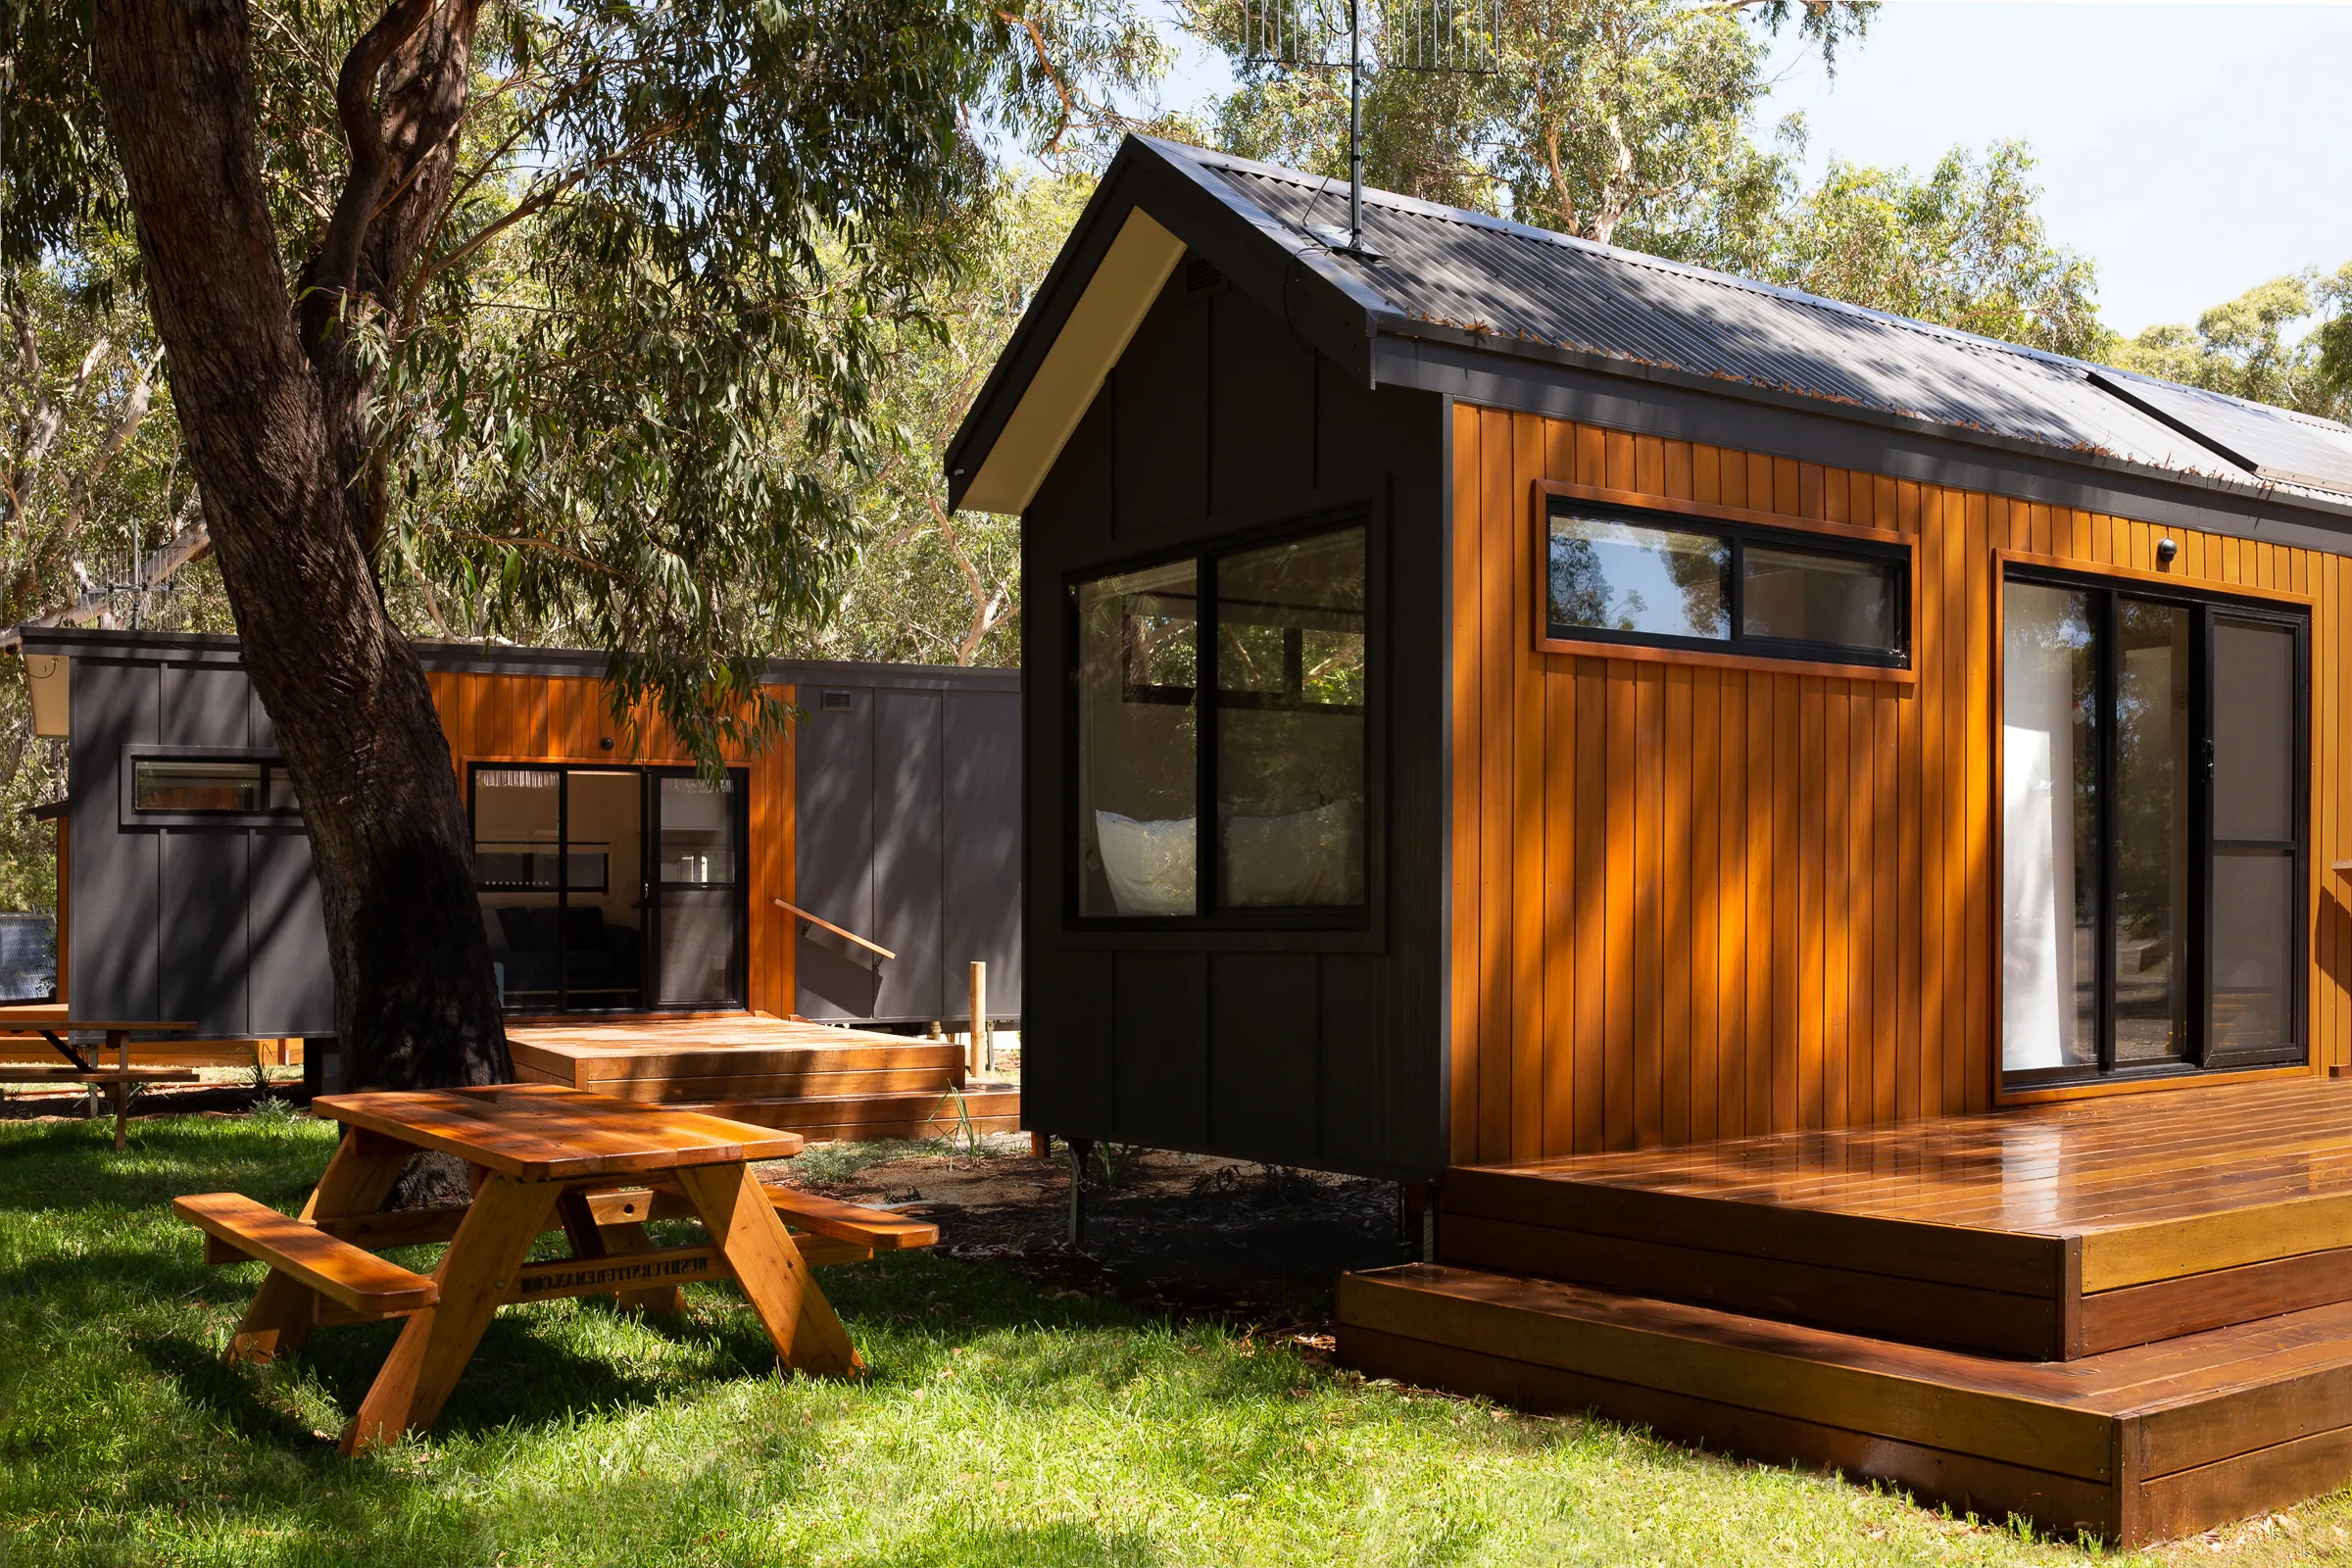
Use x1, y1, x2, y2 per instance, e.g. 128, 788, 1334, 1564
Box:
0, 1004, 199, 1148
174, 1083, 936, 1453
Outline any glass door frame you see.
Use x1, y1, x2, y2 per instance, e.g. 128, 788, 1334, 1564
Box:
466, 760, 752, 1016
643, 764, 753, 1010
1999, 561, 2310, 1090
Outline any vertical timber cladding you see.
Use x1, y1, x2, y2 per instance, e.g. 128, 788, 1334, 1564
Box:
1446, 404, 2352, 1163
422, 670, 798, 1014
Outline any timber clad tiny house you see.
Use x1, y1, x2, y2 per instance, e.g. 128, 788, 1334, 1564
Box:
951, 135, 2352, 1540
16, 630, 1022, 1134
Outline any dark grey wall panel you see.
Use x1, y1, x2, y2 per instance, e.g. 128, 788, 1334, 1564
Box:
161, 664, 252, 747
1021, 252, 1451, 1179
1021, 947, 1111, 1130
69, 660, 160, 1023
249, 830, 334, 1034
160, 828, 248, 1033
1112, 950, 1207, 1146
870, 689, 944, 1021
1209, 288, 1315, 513
942, 689, 1022, 1019
794, 688, 880, 1020
1112, 274, 1208, 536
1209, 952, 1318, 1153
794, 678, 1024, 1027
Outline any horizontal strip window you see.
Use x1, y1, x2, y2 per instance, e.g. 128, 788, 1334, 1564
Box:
130, 758, 300, 816
1543, 499, 1908, 668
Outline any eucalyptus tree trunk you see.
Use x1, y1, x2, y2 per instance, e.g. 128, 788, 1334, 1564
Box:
91, 0, 508, 1089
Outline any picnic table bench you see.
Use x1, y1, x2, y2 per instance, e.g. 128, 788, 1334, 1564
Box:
175, 1083, 936, 1452
0, 1004, 200, 1148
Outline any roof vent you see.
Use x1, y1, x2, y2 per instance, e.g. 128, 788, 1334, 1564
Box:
819, 689, 854, 712
1184, 254, 1226, 297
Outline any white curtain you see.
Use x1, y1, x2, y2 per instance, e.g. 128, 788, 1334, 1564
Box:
2002, 586, 2077, 1072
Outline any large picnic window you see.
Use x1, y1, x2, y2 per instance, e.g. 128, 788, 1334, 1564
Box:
1071, 519, 1369, 922
2000, 567, 2308, 1088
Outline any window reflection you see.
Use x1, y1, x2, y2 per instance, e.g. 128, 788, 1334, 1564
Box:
1216, 527, 1367, 908
1075, 560, 1199, 917
1547, 515, 1728, 641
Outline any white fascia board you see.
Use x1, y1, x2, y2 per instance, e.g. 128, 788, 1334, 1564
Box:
957, 208, 1185, 515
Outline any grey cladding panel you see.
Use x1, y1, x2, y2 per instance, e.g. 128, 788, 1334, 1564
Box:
160, 829, 249, 1034
1112, 279, 1208, 536
1209, 286, 1315, 510
942, 689, 1022, 1020
870, 690, 944, 1022
1316, 954, 1392, 1168
161, 665, 253, 746
1113, 950, 1207, 1146
1022, 948, 1111, 1131
70, 661, 160, 1021
1209, 953, 1318, 1153
249, 830, 334, 1034
794, 691, 879, 1020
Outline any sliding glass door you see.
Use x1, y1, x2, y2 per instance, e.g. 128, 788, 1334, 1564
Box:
471, 763, 747, 1014
2001, 570, 2307, 1087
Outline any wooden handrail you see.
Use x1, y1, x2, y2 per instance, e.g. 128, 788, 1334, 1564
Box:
772, 898, 897, 961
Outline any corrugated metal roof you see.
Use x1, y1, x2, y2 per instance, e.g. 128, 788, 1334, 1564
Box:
1186, 147, 2352, 496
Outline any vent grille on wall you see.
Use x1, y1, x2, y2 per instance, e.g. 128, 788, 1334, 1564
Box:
1185, 255, 1226, 297
820, 689, 854, 712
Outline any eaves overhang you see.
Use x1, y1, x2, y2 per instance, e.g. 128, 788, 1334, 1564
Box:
944, 137, 1387, 516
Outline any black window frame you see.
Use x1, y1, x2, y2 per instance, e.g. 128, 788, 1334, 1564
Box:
1539, 495, 1912, 671
2000, 564, 2310, 1090
119, 746, 304, 828
1063, 508, 1381, 933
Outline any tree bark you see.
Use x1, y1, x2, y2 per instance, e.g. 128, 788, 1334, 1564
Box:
91, 0, 508, 1090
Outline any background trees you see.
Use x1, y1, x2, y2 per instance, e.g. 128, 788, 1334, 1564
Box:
5, 0, 1158, 1084
2108, 265, 2352, 422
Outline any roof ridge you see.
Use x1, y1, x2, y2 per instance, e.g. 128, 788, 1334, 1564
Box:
1176, 140, 2100, 378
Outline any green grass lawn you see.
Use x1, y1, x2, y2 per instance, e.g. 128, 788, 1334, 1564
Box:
0, 1109, 2341, 1567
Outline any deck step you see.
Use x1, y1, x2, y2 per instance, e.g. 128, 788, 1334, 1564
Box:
174, 1193, 439, 1313
680, 1086, 1018, 1144
1341, 1261, 2352, 1547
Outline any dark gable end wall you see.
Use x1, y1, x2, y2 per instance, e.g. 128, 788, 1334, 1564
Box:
1020, 257, 1450, 1181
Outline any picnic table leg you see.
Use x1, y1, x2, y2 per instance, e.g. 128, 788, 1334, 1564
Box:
342, 1173, 558, 1454
556, 1190, 683, 1317
231, 1129, 411, 1363
675, 1162, 861, 1377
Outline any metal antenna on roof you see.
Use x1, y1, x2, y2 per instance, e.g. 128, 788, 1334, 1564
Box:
1233, 0, 1500, 259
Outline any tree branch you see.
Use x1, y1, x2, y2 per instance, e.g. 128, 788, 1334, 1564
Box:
300, 0, 442, 360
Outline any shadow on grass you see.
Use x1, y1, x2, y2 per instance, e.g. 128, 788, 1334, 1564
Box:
133, 1331, 334, 1451
0, 1116, 331, 1215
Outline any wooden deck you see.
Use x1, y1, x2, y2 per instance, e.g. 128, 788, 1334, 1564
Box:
1343, 1264, 2352, 1547
1444, 1079, 2352, 1359
1339, 1078, 2352, 1544
507, 1015, 1017, 1143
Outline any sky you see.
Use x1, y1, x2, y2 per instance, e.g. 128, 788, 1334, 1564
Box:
1151, 1, 2352, 339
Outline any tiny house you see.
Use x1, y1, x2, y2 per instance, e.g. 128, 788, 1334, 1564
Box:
950, 135, 2352, 1178
16, 629, 1022, 1040
949, 137, 2352, 1540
